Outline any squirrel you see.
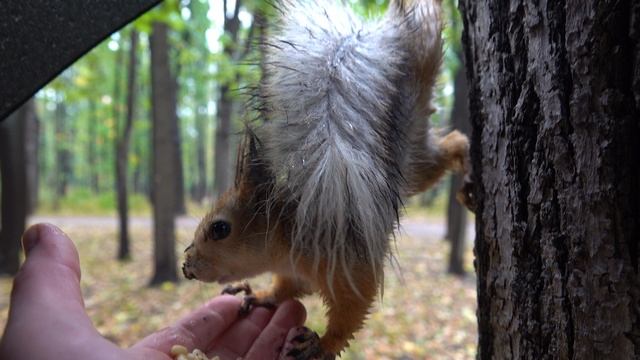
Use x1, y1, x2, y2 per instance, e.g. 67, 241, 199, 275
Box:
182, 0, 470, 358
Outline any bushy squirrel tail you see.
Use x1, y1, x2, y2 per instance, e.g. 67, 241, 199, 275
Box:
257, 0, 443, 296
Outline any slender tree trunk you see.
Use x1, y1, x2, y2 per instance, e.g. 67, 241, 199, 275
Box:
149, 22, 178, 285
192, 74, 208, 203
88, 100, 100, 193
460, 0, 640, 358
132, 132, 147, 195
186, 0, 210, 203
214, 85, 233, 198
24, 99, 39, 215
116, 30, 139, 261
0, 104, 29, 275
446, 60, 470, 276
54, 98, 70, 203
170, 73, 186, 215
194, 110, 207, 203
213, 0, 242, 199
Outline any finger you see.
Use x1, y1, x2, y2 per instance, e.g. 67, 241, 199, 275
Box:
209, 306, 275, 358
245, 300, 307, 360
0, 223, 118, 358
131, 295, 242, 354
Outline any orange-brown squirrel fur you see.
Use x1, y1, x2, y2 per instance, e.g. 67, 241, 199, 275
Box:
182, 0, 470, 358
182, 133, 468, 359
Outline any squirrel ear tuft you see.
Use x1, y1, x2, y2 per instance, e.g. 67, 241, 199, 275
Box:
234, 129, 273, 201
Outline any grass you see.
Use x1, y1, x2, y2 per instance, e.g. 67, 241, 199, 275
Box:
37, 188, 152, 216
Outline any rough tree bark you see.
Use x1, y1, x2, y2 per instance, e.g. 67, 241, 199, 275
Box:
0, 104, 29, 275
459, 1, 640, 358
115, 30, 138, 261
446, 58, 470, 276
149, 22, 178, 285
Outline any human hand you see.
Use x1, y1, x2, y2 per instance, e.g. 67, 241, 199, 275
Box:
0, 223, 306, 360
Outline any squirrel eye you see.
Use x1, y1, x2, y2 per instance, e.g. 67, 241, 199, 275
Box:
208, 220, 231, 241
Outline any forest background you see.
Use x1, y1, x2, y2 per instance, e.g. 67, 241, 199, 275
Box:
0, 0, 476, 358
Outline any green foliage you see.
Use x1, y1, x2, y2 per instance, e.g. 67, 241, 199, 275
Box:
134, 0, 185, 34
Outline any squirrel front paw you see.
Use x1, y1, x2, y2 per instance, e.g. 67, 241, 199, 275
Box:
281, 327, 335, 360
221, 282, 277, 315
439, 130, 470, 173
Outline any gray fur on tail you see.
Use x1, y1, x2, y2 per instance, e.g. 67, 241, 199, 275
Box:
256, 0, 443, 296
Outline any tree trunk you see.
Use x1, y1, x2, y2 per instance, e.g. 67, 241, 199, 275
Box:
0, 104, 29, 275
115, 30, 139, 261
193, 107, 207, 203
170, 73, 186, 215
446, 58, 470, 276
459, 1, 640, 358
54, 98, 70, 202
88, 100, 100, 193
24, 99, 39, 215
149, 22, 178, 285
214, 85, 233, 198
181, 0, 211, 203
213, 0, 242, 199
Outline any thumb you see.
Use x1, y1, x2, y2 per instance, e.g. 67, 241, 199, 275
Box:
11, 223, 84, 309
0, 223, 102, 357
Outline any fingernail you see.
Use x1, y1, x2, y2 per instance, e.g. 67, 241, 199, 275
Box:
22, 226, 40, 256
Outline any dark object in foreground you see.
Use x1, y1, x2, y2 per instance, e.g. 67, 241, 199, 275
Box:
0, 0, 161, 120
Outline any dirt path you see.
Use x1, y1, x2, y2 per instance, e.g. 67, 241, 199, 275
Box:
29, 215, 475, 242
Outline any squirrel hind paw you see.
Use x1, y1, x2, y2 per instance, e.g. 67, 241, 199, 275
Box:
456, 173, 476, 213
282, 327, 334, 360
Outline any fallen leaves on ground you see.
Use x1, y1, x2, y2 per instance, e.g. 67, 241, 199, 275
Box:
0, 216, 476, 359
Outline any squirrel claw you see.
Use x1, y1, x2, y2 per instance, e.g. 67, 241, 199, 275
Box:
221, 281, 253, 296
239, 294, 277, 315
221, 282, 276, 316
283, 327, 334, 360
456, 173, 476, 213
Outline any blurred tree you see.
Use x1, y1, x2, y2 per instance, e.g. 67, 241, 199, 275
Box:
87, 100, 100, 193
54, 95, 71, 204
170, 60, 186, 215
213, 0, 243, 199
442, 0, 468, 276
213, 0, 251, 197
24, 99, 40, 215
185, 0, 211, 203
115, 30, 139, 261
445, 50, 469, 276
0, 102, 31, 275
149, 20, 178, 284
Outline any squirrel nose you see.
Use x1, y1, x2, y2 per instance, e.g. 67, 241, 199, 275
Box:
182, 263, 196, 280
